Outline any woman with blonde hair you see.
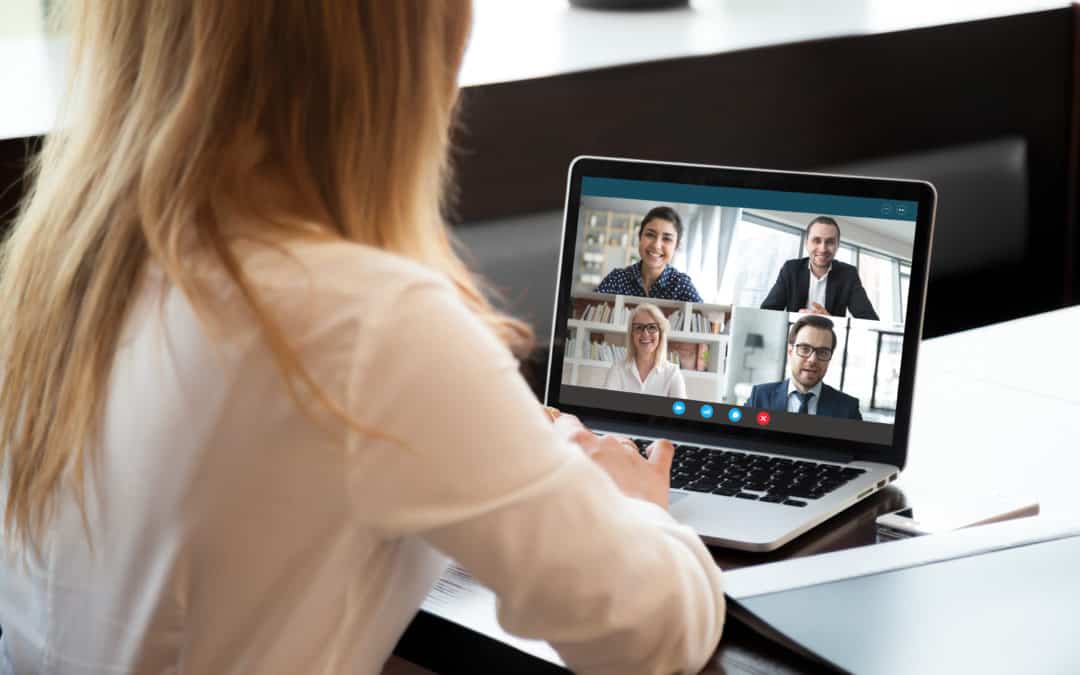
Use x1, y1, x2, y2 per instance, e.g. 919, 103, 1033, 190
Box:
0, 2, 723, 673
604, 303, 688, 398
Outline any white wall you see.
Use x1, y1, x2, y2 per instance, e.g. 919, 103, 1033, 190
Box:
722, 306, 790, 404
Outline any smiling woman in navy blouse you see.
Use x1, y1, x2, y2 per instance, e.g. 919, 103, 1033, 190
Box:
596, 206, 703, 302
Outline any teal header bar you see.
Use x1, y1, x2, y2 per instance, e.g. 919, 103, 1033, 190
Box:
582, 176, 918, 221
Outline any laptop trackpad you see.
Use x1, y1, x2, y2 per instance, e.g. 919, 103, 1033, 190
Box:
669, 491, 693, 507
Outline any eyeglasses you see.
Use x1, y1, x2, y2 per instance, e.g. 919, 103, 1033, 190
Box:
792, 343, 833, 361
631, 323, 660, 335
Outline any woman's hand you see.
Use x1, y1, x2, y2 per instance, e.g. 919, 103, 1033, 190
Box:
551, 412, 674, 510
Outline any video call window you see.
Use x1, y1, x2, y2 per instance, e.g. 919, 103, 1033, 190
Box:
563, 186, 918, 437
780, 317, 902, 424
714, 212, 913, 324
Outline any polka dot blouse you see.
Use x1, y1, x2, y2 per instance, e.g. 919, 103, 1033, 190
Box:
595, 262, 703, 302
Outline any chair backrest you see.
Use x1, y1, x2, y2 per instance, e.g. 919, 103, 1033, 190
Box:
823, 137, 1029, 282
822, 137, 1031, 338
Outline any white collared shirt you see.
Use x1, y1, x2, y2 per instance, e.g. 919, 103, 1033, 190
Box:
806, 260, 831, 312
786, 378, 823, 415
604, 357, 688, 398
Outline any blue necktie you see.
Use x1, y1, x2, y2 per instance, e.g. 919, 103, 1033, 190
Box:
794, 391, 814, 414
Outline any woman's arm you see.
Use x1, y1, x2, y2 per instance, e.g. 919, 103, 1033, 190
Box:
345, 280, 724, 675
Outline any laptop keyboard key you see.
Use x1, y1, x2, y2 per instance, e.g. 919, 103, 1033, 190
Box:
783, 499, 808, 507
685, 484, 713, 493
759, 494, 786, 503
735, 492, 760, 500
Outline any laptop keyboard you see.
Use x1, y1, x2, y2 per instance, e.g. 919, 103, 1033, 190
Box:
632, 439, 866, 508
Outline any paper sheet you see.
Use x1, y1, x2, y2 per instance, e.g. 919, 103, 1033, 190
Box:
420, 562, 565, 667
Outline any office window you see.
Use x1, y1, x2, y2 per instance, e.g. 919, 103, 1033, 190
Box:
835, 245, 856, 266
899, 263, 911, 322
857, 250, 898, 323
718, 216, 801, 307
838, 323, 877, 412
872, 332, 903, 410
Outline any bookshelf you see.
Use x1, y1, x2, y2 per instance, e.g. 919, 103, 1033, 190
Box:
575, 209, 644, 292
562, 292, 731, 402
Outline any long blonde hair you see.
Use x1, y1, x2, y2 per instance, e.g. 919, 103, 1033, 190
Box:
0, 1, 532, 552
625, 303, 670, 371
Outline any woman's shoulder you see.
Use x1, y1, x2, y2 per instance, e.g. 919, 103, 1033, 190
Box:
598, 264, 634, 283
668, 267, 696, 283
242, 238, 449, 299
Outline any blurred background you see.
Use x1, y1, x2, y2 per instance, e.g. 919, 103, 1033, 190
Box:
2, 0, 1076, 397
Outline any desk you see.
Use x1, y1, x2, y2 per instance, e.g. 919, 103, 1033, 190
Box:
394, 304, 1080, 674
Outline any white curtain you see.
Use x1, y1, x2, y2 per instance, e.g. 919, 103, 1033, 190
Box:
678, 205, 740, 303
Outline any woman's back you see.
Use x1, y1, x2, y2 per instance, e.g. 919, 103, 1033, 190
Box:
1, 241, 454, 672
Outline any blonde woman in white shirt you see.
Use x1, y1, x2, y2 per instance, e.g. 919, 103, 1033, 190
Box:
0, 2, 723, 674
604, 303, 688, 398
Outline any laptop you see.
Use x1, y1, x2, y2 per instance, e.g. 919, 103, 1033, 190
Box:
544, 156, 936, 551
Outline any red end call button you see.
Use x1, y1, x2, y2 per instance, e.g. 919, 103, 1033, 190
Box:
756, 411, 771, 426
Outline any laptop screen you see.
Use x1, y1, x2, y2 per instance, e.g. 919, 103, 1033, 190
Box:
549, 158, 934, 460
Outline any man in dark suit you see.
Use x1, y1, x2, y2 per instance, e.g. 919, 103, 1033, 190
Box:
747, 315, 862, 420
759, 216, 879, 320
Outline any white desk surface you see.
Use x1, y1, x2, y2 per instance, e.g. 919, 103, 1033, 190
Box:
0, 0, 1070, 140
462, 0, 1069, 86
903, 304, 1080, 521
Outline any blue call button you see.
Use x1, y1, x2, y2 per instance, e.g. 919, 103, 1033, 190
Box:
672, 400, 686, 415
728, 407, 743, 423
699, 404, 714, 419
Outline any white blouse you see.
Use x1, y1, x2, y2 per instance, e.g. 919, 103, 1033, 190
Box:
0, 239, 723, 675
603, 357, 688, 398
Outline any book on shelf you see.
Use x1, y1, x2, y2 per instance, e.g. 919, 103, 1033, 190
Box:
579, 302, 623, 325
667, 309, 683, 332
668, 350, 680, 368
585, 341, 626, 363
670, 342, 708, 372
612, 306, 628, 326
686, 310, 725, 335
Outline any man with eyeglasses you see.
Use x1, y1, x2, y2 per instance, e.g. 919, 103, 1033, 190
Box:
746, 315, 862, 420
